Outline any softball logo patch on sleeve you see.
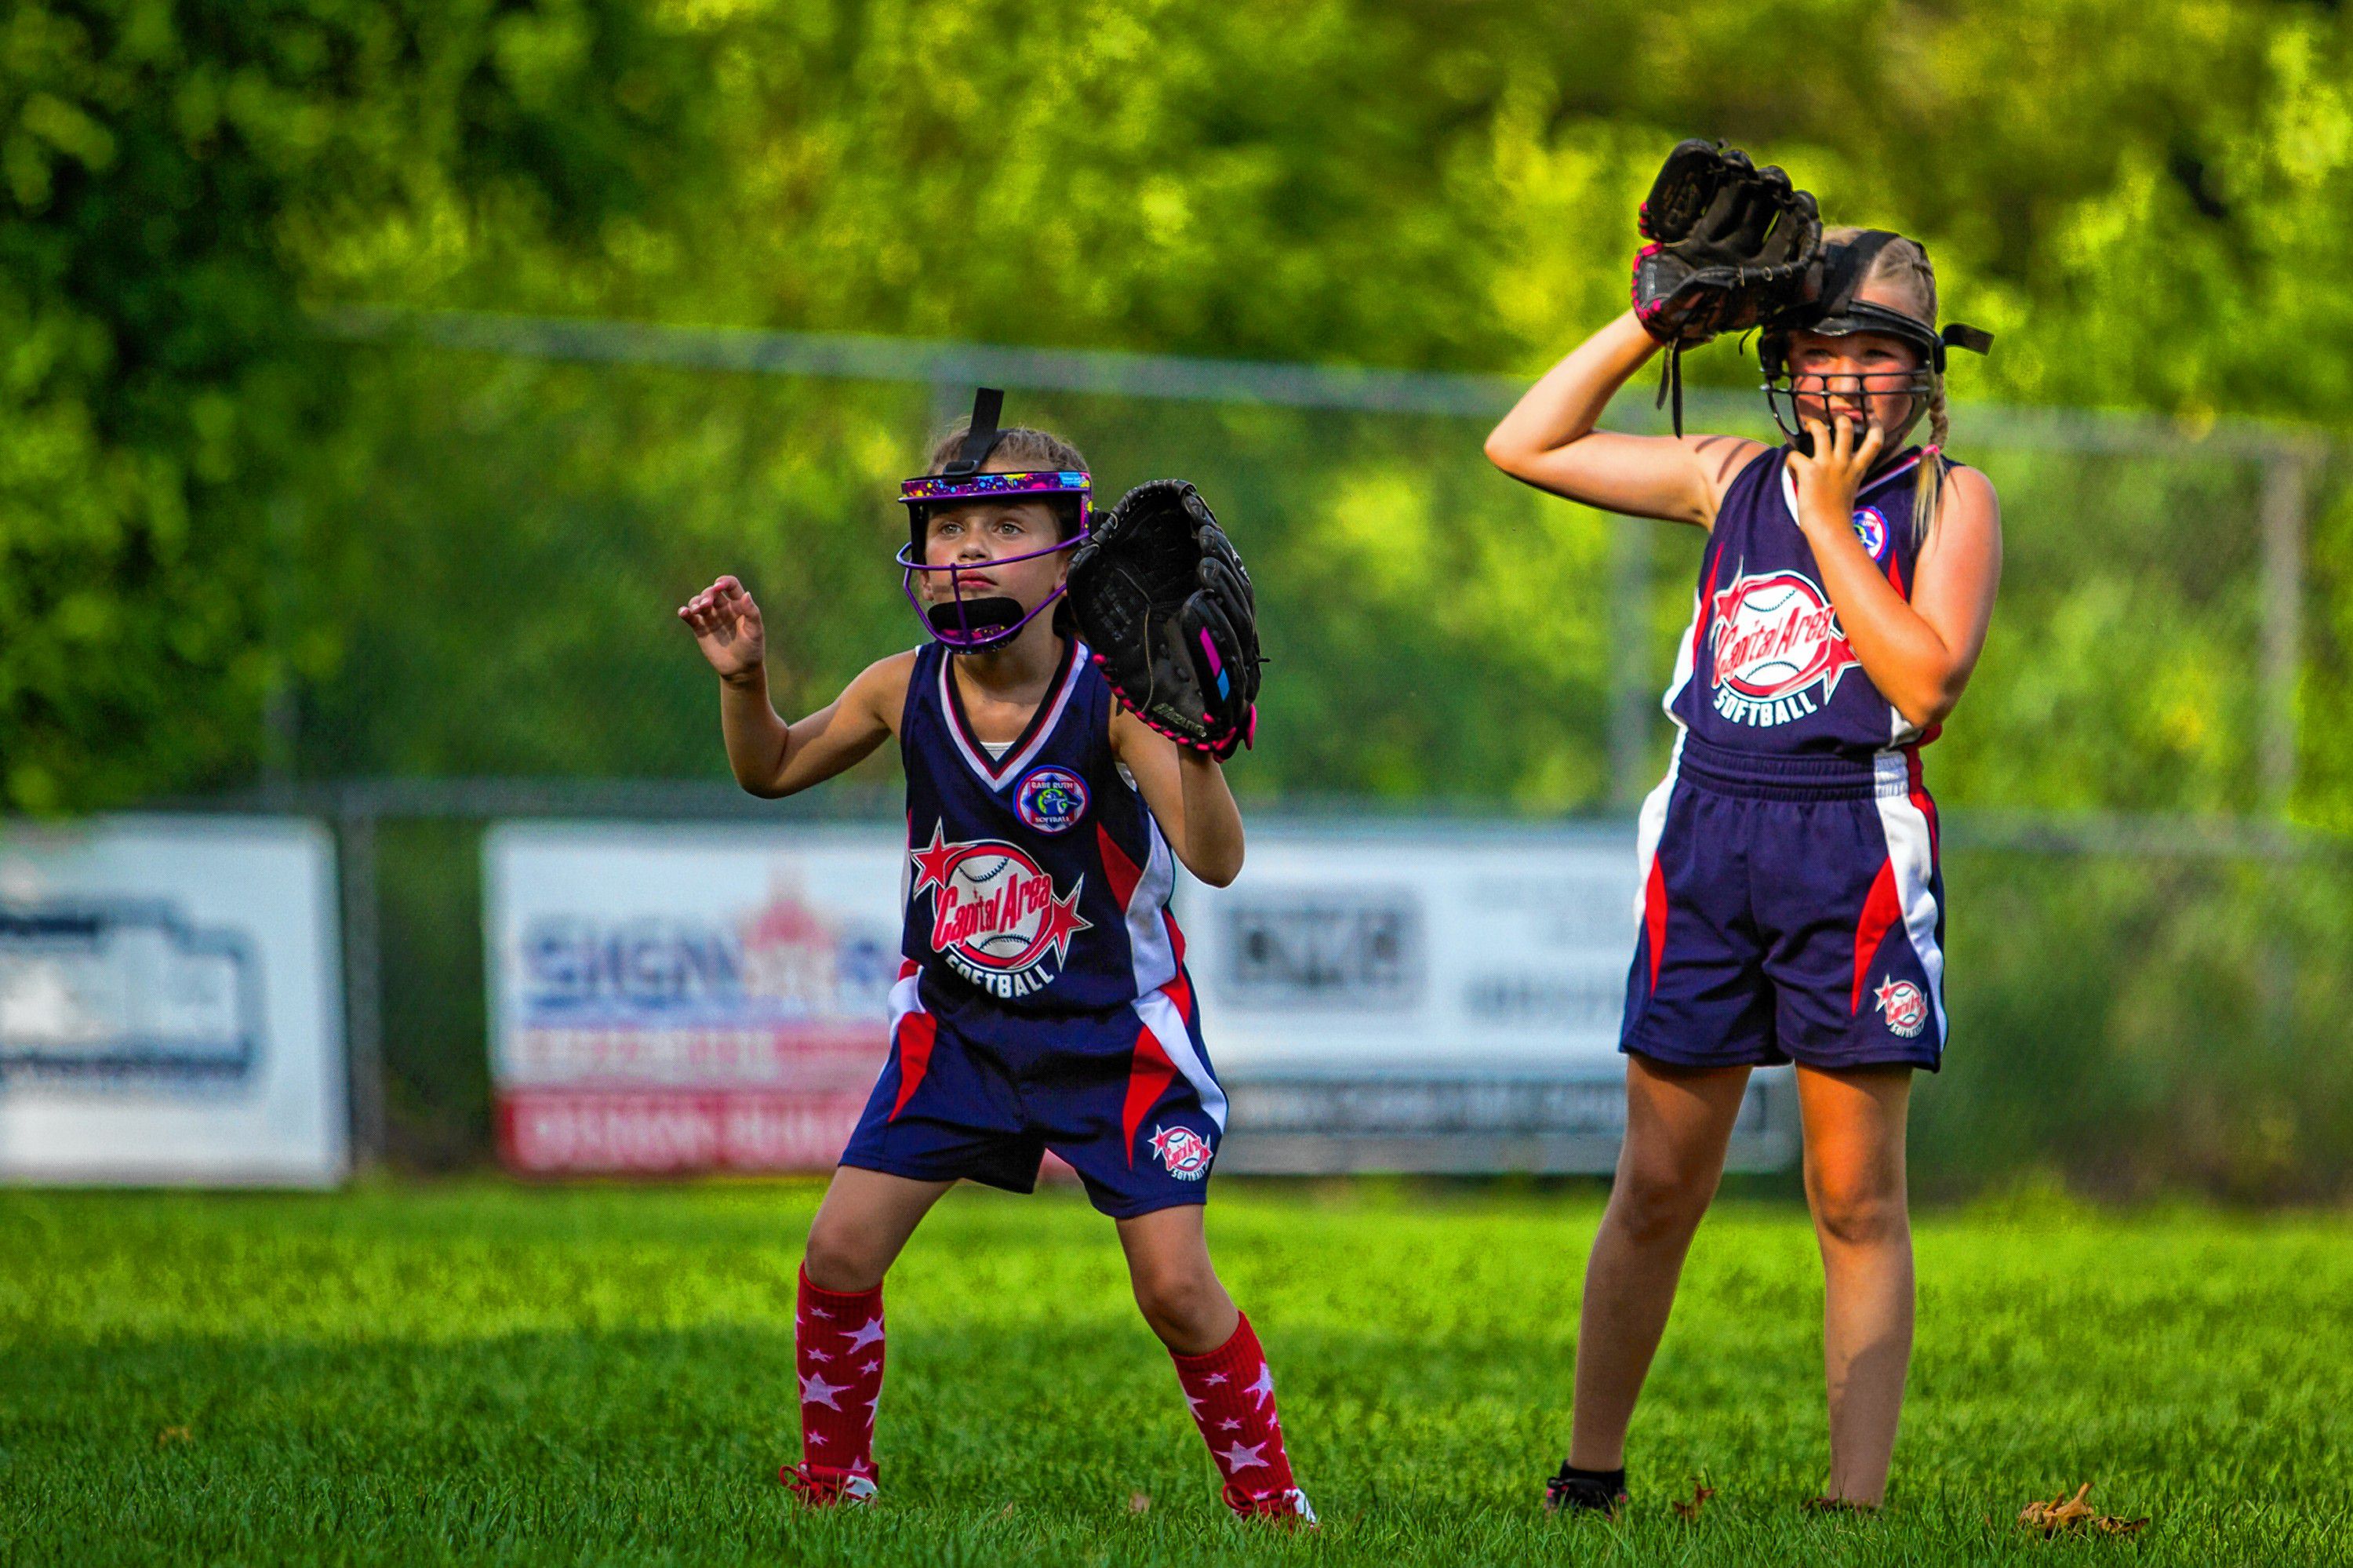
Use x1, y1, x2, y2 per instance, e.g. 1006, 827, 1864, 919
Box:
1852, 506, 1890, 561
1872, 976, 1928, 1038
1147, 1123, 1213, 1180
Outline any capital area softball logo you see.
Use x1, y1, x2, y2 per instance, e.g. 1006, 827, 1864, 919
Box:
1708, 570, 1861, 727
1015, 766, 1089, 834
1872, 976, 1928, 1039
909, 823, 1092, 999
1147, 1123, 1213, 1180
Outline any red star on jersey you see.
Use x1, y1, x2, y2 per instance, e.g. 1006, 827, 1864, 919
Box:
1036, 880, 1092, 968
1872, 977, 1907, 1016
910, 822, 960, 896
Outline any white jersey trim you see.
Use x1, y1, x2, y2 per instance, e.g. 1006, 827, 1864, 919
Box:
1871, 751, 1947, 1043
937, 639, 1089, 791
1779, 452, 1923, 527
1122, 811, 1180, 997
1631, 730, 1686, 921
1133, 987, 1227, 1133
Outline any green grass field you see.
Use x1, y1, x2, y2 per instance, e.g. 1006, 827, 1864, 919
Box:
4, 1181, 2350, 1566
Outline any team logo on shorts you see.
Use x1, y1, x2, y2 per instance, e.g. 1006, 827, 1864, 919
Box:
1852, 506, 1890, 561
1707, 570, 1860, 728
1147, 1123, 1213, 1180
1872, 976, 1928, 1039
1016, 766, 1089, 834
908, 824, 1092, 999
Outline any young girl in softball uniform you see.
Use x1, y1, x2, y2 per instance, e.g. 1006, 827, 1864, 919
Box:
1485, 224, 2000, 1512
677, 394, 1312, 1523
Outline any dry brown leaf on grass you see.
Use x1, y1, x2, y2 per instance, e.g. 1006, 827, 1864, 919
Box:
155, 1426, 191, 1447
1128, 1492, 1152, 1515
1671, 1483, 1717, 1523
2017, 1483, 2148, 1537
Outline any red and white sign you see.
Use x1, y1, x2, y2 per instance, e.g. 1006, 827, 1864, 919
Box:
486, 824, 905, 1176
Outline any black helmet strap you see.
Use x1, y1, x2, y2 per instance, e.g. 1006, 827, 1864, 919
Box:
944, 387, 1006, 477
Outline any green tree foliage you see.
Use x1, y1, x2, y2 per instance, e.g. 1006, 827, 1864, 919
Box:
0, 0, 694, 809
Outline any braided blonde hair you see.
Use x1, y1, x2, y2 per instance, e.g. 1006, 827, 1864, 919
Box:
1820, 227, 1949, 544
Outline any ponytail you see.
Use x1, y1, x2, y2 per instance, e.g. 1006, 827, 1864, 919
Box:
1910, 377, 1951, 546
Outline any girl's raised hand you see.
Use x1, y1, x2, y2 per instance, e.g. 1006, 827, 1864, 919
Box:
678, 574, 768, 682
1787, 408, 1885, 527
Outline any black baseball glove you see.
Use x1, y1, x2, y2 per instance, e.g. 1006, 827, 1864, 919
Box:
1631, 139, 1823, 431
1065, 479, 1260, 761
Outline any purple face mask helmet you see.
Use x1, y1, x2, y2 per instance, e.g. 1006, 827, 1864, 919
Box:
895, 387, 1092, 653
1758, 230, 1993, 457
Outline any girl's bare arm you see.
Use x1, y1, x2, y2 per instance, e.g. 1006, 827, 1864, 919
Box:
678, 575, 910, 797
1789, 419, 2002, 731
1109, 711, 1246, 888
1483, 310, 1766, 529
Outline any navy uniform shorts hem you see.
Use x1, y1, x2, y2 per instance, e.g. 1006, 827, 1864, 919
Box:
836, 1152, 1038, 1196
1621, 1035, 1781, 1071
1089, 1184, 1210, 1221
1621, 1037, 1942, 1073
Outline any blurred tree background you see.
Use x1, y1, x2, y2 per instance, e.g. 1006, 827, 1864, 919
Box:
5, 0, 2352, 1190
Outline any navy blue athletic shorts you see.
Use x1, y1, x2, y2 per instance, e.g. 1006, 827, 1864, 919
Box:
1622, 736, 1946, 1071
839, 963, 1229, 1219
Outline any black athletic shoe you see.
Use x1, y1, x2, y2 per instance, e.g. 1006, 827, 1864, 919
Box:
1544, 1462, 1628, 1516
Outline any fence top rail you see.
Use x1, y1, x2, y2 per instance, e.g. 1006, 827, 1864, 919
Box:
316, 305, 2336, 464
153, 777, 2350, 863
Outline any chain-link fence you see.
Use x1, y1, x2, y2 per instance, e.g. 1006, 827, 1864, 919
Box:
240, 309, 2351, 1195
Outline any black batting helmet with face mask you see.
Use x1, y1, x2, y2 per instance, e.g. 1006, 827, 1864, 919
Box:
1759, 230, 1993, 455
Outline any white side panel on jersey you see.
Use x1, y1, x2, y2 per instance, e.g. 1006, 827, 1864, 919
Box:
1660, 590, 1702, 718
1871, 754, 1947, 1042
1122, 814, 1179, 996
1133, 986, 1229, 1132
1630, 731, 1687, 920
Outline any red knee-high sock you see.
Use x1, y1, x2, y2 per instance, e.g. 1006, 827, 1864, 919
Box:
795, 1265, 886, 1480
1169, 1312, 1300, 1510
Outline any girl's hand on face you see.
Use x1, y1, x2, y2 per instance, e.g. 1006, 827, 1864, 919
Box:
678, 574, 768, 682
1787, 407, 1884, 530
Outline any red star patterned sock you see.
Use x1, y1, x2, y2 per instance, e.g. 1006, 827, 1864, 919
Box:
794, 1265, 886, 1483
1169, 1312, 1300, 1512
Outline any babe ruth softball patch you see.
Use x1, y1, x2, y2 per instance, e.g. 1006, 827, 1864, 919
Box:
1016, 766, 1089, 834
1872, 976, 1928, 1038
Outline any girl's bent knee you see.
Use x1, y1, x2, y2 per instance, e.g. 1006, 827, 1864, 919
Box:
802, 1227, 888, 1293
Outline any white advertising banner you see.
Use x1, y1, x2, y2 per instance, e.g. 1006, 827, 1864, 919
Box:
484, 820, 1793, 1177
485, 823, 906, 1175
0, 816, 347, 1185
1173, 823, 1793, 1173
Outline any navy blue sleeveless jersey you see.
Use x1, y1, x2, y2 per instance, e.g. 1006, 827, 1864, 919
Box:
1666, 446, 1953, 760
897, 636, 1184, 1014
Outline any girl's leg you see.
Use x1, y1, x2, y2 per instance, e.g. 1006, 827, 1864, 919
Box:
1118, 1206, 1308, 1519
804, 1165, 955, 1291
787, 1166, 955, 1499
1116, 1203, 1238, 1354
1794, 1064, 1914, 1507
1566, 1056, 1753, 1472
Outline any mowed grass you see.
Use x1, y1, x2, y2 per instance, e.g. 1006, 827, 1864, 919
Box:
2, 1181, 2350, 1566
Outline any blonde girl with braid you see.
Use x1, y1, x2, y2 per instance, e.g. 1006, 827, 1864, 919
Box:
1485, 226, 1999, 1514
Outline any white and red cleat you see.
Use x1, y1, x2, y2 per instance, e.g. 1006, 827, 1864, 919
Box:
780, 1463, 876, 1508
1227, 1485, 1318, 1527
